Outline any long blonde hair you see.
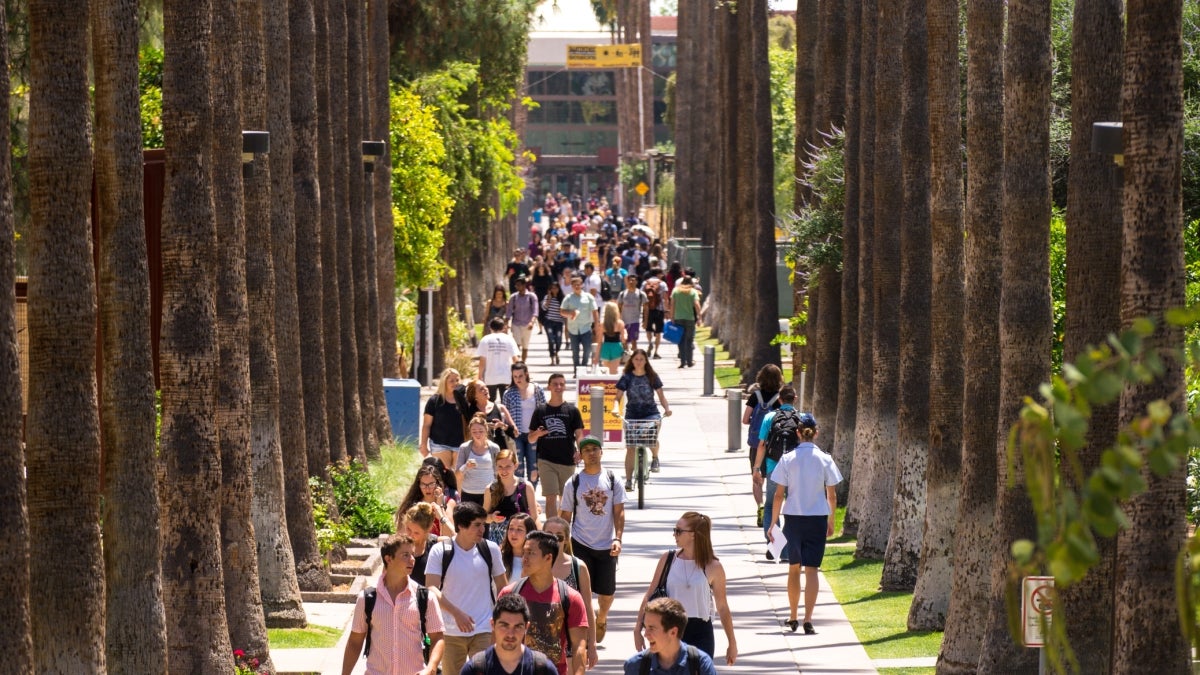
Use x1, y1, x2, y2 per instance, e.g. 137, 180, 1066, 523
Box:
603, 301, 619, 332
437, 367, 461, 400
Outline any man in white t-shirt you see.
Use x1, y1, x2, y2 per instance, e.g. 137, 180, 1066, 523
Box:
477, 317, 520, 400
581, 262, 603, 300
427, 501, 509, 675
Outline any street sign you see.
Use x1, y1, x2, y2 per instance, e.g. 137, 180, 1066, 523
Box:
566, 43, 643, 68
634, 181, 649, 196
1021, 576, 1054, 647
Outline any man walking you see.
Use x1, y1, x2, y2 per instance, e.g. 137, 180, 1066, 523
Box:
641, 271, 666, 359
617, 274, 647, 354
426, 501, 509, 675
477, 317, 520, 401
751, 385, 802, 555
528, 373, 585, 518
461, 595, 559, 675
623, 598, 718, 675
500, 531, 589, 675
507, 276, 539, 363
559, 275, 599, 377
668, 277, 701, 368
560, 436, 625, 645
343, 534, 446, 675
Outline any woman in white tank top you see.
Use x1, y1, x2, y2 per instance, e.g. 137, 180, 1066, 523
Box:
633, 512, 738, 666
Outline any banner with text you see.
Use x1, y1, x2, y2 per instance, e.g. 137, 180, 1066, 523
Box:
566, 44, 643, 69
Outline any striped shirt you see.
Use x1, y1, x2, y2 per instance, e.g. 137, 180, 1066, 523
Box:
503, 384, 547, 434
351, 575, 444, 675
542, 295, 563, 324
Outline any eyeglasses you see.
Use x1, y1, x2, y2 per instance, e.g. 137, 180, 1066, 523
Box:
419, 482, 438, 489
672, 527, 692, 536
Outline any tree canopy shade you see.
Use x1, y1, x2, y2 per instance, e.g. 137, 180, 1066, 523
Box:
389, 86, 452, 289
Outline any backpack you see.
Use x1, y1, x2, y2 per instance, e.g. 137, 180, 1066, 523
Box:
746, 389, 781, 448
637, 644, 702, 675
764, 408, 802, 463
469, 648, 558, 675
571, 469, 616, 510
439, 540, 498, 603
363, 584, 430, 660
600, 275, 614, 301
644, 280, 662, 310
511, 577, 576, 651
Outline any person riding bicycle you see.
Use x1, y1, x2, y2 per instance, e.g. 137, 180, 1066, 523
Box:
612, 348, 672, 488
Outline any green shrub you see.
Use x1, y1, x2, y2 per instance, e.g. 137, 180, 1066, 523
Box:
328, 460, 395, 538
308, 476, 353, 557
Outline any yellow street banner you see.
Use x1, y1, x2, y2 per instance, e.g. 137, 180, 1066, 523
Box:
566, 43, 643, 68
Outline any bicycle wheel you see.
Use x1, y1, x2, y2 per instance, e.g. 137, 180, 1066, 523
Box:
637, 446, 646, 510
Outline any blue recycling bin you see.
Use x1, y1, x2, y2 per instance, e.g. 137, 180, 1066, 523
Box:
382, 378, 422, 444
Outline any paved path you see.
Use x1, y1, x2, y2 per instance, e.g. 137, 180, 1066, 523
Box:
275, 327, 878, 674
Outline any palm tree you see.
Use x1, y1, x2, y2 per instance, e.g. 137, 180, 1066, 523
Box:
369, 0, 398, 382
908, 0, 963, 631
0, 3, 29, 667
748, 0, 780, 372
243, 0, 308, 628
844, 0, 877, 539
211, 0, 273, 663
856, 0, 903, 561
1111, 0, 1187, 670
159, 0, 235, 668
291, 0, 333, 485
1060, 0, 1123, 668
881, 0, 930, 592
976, 1, 1050, 671
936, 1, 1003, 670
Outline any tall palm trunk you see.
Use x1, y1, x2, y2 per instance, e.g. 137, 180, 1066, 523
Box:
976, 1, 1050, 671
292, 0, 332, 478
882, 0, 930, 591
1111, 0, 1187, 670
908, 0, 963, 631
857, 0, 903, 560
749, 0, 780, 372
831, 0, 861, 508
316, 0, 347, 467
844, 0, 877, 538
1060, 0, 1123, 668
26, 0, 105, 669
212, 0, 273, 663
936, 2, 1004, 670
369, 0, 398, 381
0, 2, 29, 666
159, 0, 235, 668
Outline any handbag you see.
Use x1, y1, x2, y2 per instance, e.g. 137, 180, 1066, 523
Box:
648, 550, 676, 601
663, 320, 683, 345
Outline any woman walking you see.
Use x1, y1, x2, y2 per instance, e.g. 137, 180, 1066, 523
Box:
613, 349, 671, 482
501, 512, 537, 580
634, 512, 737, 665
542, 283, 565, 365
599, 301, 625, 374
420, 368, 469, 469
502, 362, 546, 483
464, 378, 516, 450
483, 449, 539, 544
399, 503, 444, 583
396, 464, 457, 538
484, 284, 508, 326
455, 413, 501, 505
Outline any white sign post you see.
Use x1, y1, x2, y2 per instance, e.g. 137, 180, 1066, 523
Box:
1022, 575, 1054, 674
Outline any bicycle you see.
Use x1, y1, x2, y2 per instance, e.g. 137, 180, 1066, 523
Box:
621, 417, 661, 510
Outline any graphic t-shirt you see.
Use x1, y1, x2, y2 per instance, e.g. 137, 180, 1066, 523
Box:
561, 470, 627, 549
616, 372, 662, 420
499, 580, 588, 675
529, 402, 584, 466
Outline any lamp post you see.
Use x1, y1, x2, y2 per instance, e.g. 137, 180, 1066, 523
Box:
1092, 121, 1123, 167
361, 140, 385, 172
242, 130, 270, 175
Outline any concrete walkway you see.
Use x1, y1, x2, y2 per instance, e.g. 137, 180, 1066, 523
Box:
274, 327, 878, 674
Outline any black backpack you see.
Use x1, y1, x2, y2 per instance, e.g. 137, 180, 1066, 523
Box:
363, 584, 430, 660
439, 540, 498, 603
600, 275, 614, 301
571, 469, 616, 509
637, 644, 702, 675
469, 648, 558, 674
764, 408, 802, 463
511, 577, 576, 652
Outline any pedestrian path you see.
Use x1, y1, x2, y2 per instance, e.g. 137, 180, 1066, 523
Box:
274, 326, 879, 674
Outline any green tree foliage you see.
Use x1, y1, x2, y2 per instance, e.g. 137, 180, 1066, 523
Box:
138, 47, 163, 149
784, 128, 844, 270
769, 44, 796, 217
389, 86, 451, 289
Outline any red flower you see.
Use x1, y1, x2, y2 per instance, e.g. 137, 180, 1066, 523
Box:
234, 649, 245, 658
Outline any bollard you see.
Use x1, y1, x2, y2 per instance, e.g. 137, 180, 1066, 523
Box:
590, 384, 606, 443
703, 345, 716, 396
727, 389, 743, 452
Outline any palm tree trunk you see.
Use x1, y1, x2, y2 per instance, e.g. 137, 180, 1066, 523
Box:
370, 0, 398, 381
749, 0, 781, 372
159, 0, 235, 667
292, 0, 333, 482
936, 2, 1004, 671
881, 0, 930, 591
976, 1, 1050, 671
0, 1, 29, 665
1111, 0, 1188, 670
908, 0, 963, 631
812, 265, 840, 452
27, 0, 105, 669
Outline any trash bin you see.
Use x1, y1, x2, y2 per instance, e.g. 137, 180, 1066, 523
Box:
382, 378, 422, 443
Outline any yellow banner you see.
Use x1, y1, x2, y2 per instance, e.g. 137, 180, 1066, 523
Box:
566, 43, 643, 69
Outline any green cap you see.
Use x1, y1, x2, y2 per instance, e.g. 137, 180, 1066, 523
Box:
579, 435, 603, 450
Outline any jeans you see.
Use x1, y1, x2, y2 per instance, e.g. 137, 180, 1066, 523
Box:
544, 320, 563, 357
675, 318, 696, 366
763, 474, 779, 540
514, 433, 537, 480
569, 330, 593, 368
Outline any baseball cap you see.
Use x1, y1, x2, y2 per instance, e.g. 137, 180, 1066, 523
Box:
579, 435, 603, 450
797, 412, 817, 429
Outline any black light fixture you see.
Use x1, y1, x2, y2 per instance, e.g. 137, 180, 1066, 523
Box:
242, 130, 270, 177
1092, 122, 1123, 167
362, 140, 386, 173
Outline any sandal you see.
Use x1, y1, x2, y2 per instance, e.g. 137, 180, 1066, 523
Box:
785, 619, 799, 633
596, 621, 607, 643
803, 621, 816, 635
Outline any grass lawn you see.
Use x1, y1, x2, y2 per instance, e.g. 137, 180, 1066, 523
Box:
694, 326, 793, 389
268, 624, 343, 650
369, 440, 424, 508
821, 508, 941, 674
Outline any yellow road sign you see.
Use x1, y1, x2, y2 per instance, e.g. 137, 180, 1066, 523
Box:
635, 181, 649, 196
566, 43, 643, 68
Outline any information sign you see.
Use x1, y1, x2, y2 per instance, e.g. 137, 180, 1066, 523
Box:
1021, 576, 1054, 647
576, 375, 622, 443
566, 43, 643, 68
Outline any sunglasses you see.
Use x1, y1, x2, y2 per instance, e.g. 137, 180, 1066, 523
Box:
672, 527, 692, 536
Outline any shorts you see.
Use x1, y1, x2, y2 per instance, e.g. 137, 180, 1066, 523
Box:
646, 310, 665, 333
511, 323, 533, 349
600, 342, 624, 361
538, 459, 577, 497
572, 538, 618, 596
782, 514, 829, 567
625, 322, 640, 343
